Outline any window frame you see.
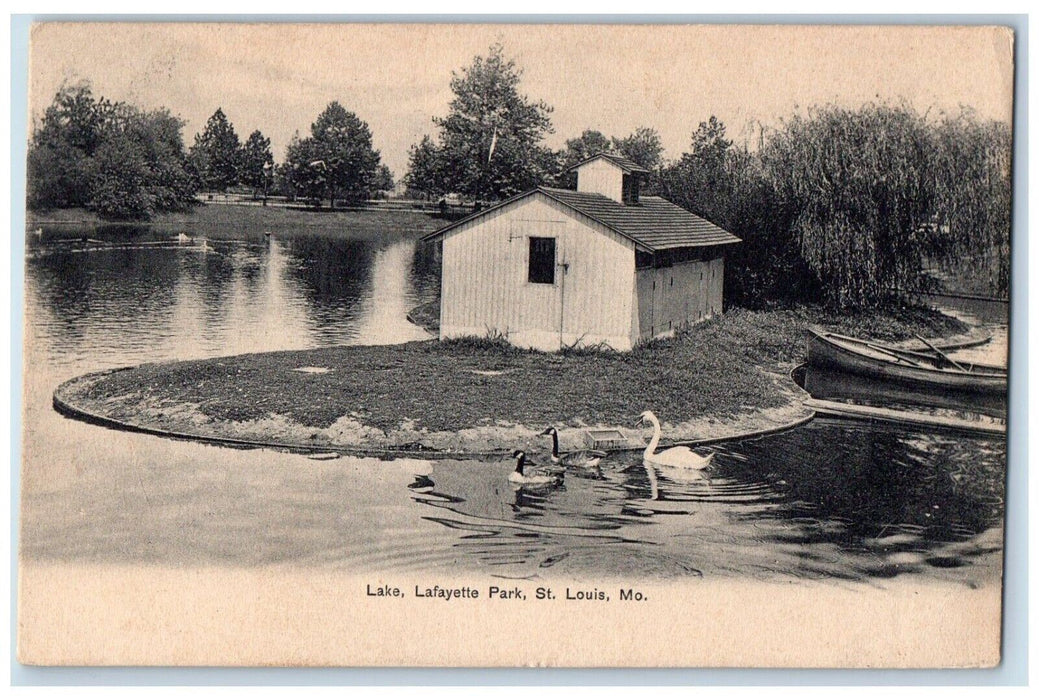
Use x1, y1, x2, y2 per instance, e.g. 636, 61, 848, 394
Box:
527, 236, 557, 285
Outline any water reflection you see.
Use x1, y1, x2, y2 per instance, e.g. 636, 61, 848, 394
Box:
21, 384, 1004, 582
354, 239, 436, 344
391, 422, 1003, 582
25, 222, 440, 367
804, 365, 1008, 419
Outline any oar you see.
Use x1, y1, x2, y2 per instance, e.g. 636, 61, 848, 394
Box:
858, 341, 930, 368
905, 335, 992, 353
914, 334, 969, 373
817, 329, 936, 368
824, 331, 930, 368
824, 330, 931, 361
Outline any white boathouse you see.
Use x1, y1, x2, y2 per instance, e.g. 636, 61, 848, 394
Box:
421, 152, 741, 352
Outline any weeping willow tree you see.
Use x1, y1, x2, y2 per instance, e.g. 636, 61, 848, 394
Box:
930, 112, 1012, 297
760, 103, 1011, 308
762, 104, 938, 308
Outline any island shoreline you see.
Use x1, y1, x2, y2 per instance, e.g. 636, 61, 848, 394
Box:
50, 305, 985, 459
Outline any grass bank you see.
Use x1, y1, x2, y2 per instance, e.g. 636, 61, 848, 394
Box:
28, 204, 445, 236
55, 305, 968, 455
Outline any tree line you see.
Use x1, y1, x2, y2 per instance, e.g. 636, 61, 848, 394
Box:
404, 44, 1011, 305
27, 84, 392, 220
27, 44, 1011, 307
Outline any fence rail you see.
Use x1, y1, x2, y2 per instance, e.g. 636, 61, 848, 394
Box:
194, 192, 451, 213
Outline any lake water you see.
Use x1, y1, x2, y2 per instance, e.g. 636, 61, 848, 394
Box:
19, 219, 1006, 585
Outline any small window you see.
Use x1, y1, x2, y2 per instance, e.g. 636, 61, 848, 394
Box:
528, 237, 556, 284
622, 173, 640, 205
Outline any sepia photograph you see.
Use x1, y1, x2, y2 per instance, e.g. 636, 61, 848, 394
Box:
15, 20, 1014, 668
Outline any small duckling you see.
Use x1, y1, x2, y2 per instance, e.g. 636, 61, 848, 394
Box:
507, 450, 563, 486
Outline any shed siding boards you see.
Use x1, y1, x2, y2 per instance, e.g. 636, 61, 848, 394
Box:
635, 256, 725, 339
576, 158, 624, 202
426, 166, 740, 352
439, 193, 637, 351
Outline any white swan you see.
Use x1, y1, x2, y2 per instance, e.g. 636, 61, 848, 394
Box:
540, 427, 606, 470
508, 450, 563, 486
638, 411, 714, 470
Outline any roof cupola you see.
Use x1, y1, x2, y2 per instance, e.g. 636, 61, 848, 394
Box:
564, 152, 649, 205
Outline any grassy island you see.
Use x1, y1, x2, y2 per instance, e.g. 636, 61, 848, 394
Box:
54, 305, 969, 456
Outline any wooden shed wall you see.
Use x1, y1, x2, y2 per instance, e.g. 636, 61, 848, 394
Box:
439, 193, 637, 351
635, 255, 724, 339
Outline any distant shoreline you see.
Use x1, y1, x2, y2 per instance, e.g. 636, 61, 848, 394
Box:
26, 203, 447, 232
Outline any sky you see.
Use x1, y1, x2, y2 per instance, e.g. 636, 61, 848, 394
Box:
28, 23, 1014, 178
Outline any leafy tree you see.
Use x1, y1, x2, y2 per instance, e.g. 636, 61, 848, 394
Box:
555, 127, 663, 188
270, 160, 294, 199
239, 130, 274, 196
650, 107, 1011, 309
372, 164, 395, 193
687, 117, 731, 171
27, 139, 92, 210
84, 105, 196, 219
87, 135, 155, 219
405, 135, 448, 198
407, 43, 556, 201
27, 82, 196, 219
660, 117, 811, 307
123, 107, 197, 212
35, 82, 108, 154
190, 108, 241, 191
281, 133, 328, 203
283, 103, 381, 207
559, 129, 613, 169
612, 127, 664, 170
27, 84, 105, 208
660, 118, 736, 220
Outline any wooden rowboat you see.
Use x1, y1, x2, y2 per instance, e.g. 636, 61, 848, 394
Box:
807, 328, 1006, 395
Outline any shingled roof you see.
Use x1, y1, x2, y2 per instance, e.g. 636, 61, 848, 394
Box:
422, 186, 741, 252
562, 152, 650, 174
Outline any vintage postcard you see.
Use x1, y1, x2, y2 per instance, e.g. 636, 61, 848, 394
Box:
17, 22, 1012, 667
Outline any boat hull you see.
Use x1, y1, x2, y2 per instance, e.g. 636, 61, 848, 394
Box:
807, 330, 1006, 395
